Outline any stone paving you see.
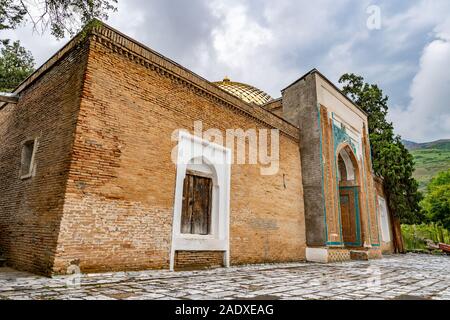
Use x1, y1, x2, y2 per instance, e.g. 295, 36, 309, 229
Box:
0, 254, 449, 300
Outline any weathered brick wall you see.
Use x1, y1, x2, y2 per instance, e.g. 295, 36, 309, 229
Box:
0, 40, 89, 275
282, 74, 326, 247
262, 100, 284, 120
175, 251, 224, 270
374, 177, 384, 196
52, 33, 306, 274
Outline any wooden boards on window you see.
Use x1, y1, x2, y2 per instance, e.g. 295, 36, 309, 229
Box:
181, 174, 212, 235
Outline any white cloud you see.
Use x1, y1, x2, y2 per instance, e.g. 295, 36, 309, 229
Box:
204, 0, 359, 96
210, 1, 273, 67
2, 0, 450, 141
390, 21, 450, 142
1, 26, 69, 67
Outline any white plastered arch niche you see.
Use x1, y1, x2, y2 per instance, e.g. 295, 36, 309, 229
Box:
338, 147, 355, 182
170, 131, 231, 271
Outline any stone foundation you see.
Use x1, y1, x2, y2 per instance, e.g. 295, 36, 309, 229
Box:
306, 246, 383, 263
175, 251, 224, 270
368, 247, 383, 259
350, 250, 369, 261
306, 247, 351, 263
328, 248, 352, 262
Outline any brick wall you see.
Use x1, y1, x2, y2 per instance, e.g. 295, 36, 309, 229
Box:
282, 74, 326, 247
51, 31, 306, 274
262, 100, 284, 120
0, 40, 89, 275
175, 251, 224, 270
0, 23, 388, 275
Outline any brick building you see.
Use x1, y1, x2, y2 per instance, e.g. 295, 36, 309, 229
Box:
0, 22, 394, 275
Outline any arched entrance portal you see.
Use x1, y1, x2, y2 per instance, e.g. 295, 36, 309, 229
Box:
337, 145, 362, 247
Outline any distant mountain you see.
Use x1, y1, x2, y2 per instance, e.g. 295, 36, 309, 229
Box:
403, 139, 450, 151
402, 140, 421, 150
402, 139, 450, 192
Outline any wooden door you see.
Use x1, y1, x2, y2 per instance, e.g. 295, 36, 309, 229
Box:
181, 174, 212, 235
340, 190, 358, 246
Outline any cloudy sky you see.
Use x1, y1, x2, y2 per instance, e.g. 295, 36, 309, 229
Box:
3, 0, 450, 142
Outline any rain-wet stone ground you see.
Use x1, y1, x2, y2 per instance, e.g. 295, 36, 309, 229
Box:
0, 253, 449, 300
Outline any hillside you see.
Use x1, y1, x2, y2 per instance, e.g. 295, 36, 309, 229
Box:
403, 139, 450, 151
403, 139, 450, 192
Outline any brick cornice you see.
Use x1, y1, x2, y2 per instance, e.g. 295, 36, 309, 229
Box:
90, 24, 299, 141
1, 22, 299, 141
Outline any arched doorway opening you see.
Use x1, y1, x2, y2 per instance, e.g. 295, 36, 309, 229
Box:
337, 145, 362, 247
180, 156, 220, 237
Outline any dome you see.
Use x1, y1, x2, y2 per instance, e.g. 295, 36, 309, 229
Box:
213, 77, 273, 106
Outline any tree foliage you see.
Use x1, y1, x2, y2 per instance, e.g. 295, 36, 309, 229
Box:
0, 1, 117, 90
0, 40, 34, 91
339, 73, 423, 224
422, 169, 450, 230
0, 0, 117, 38
0, 0, 26, 30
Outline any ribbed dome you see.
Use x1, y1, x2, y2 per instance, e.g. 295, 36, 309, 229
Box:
214, 77, 273, 106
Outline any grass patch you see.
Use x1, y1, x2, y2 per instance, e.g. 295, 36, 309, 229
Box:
411, 149, 450, 192
402, 223, 450, 251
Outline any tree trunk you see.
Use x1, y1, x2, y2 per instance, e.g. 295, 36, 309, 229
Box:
391, 216, 405, 253
385, 190, 405, 254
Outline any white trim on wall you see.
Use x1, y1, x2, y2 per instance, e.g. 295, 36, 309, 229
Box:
378, 196, 391, 242
169, 131, 231, 271
338, 148, 355, 181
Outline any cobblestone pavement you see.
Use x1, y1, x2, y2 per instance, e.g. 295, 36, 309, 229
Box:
0, 254, 449, 300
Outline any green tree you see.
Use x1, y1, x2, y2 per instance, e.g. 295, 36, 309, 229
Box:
0, 1, 117, 91
422, 169, 450, 230
0, 0, 117, 38
339, 73, 423, 224
0, 40, 34, 91
0, 0, 26, 30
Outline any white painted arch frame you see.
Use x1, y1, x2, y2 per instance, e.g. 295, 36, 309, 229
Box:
338, 147, 356, 182
170, 131, 231, 271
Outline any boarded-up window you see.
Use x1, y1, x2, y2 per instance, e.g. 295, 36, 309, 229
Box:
181, 174, 213, 235
20, 139, 36, 178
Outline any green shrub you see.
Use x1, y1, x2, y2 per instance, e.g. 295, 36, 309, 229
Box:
402, 223, 450, 251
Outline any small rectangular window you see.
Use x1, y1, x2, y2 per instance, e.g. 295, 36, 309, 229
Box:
20, 139, 36, 179
180, 174, 212, 235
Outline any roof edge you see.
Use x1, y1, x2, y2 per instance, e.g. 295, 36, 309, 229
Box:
0, 20, 96, 110
91, 22, 298, 138
1, 20, 300, 140
281, 68, 368, 117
